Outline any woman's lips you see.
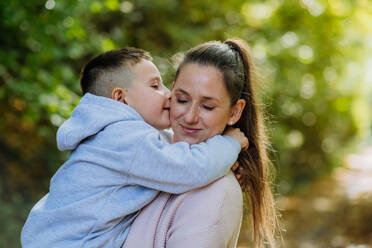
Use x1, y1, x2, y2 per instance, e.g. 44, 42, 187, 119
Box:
180, 124, 201, 135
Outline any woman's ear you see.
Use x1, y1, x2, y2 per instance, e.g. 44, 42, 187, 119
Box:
111, 87, 127, 104
171, 81, 175, 89
228, 99, 246, 125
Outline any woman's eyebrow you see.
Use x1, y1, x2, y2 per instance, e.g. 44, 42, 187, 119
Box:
175, 88, 220, 103
202, 96, 221, 104
174, 88, 190, 96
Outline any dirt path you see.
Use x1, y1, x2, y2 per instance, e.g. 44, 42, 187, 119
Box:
238, 146, 372, 248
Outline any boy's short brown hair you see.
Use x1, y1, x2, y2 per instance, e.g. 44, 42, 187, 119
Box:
80, 47, 152, 97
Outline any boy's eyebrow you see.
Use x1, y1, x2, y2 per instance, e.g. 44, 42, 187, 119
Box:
150, 76, 161, 82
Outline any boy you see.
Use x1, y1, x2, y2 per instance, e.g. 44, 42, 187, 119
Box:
21, 48, 247, 248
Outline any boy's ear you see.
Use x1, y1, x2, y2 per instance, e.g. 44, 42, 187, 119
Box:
171, 82, 175, 89
111, 88, 127, 104
228, 99, 246, 125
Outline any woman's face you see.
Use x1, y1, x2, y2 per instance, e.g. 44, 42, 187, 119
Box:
170, 63, 233, 145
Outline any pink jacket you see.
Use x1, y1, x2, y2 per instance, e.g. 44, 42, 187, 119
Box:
122, 171, 243, 248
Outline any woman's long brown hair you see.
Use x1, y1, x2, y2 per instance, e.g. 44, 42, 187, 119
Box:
175, 39, 280, 247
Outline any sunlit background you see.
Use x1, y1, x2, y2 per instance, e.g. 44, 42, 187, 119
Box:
1, 0, 371, 247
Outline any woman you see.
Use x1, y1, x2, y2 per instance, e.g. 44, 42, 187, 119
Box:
123, 39, 279, 248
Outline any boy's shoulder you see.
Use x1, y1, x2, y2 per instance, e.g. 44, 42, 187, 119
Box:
57, 93, 148, 151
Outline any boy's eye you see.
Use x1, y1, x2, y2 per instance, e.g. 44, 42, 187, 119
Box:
151, 84, 159, 89
203, 105, 215, 111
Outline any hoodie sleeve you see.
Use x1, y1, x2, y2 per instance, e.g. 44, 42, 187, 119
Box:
125, 131, 241, 194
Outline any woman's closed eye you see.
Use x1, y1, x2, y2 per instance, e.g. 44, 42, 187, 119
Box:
203, 105, 215, 111
176, 98, 188, 103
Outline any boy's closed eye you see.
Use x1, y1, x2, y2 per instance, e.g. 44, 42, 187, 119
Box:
151, 83, 160, 89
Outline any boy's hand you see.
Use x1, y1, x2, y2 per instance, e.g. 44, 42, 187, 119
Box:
224, 127, 249, 150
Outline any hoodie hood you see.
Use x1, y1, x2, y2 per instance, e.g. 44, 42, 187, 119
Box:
57, 93, 142, 151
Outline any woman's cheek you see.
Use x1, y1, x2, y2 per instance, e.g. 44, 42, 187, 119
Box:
206, 113, 228, 135
170, 103, 184, 121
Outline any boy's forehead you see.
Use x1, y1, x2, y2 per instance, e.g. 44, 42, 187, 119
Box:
131, 59, 162, 82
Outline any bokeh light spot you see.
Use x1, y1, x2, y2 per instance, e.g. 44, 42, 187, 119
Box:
280, 31, 299, 48
288, 130, 304, 148
45, 0, 55, 10
301, 74, 316, 99
298, 45, 314, 63
120, 1, 134, 13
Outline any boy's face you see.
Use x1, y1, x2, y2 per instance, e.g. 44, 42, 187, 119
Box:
124, 59, 171, 130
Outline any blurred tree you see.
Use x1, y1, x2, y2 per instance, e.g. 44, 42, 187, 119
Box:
1, 0, 371, 246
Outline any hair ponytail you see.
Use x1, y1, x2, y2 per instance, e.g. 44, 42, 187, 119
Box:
225, 39, 278, 247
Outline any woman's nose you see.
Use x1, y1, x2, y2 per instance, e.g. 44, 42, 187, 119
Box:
184, 105, 199, 124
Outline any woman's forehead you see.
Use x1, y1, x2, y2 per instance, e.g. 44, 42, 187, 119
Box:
175, 64, 224, 88
174, 64, 230, 102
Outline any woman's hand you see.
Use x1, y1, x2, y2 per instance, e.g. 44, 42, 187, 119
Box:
224, 127, 249, 150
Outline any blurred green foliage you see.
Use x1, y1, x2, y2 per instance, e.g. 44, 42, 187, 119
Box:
1, 0, 371, 247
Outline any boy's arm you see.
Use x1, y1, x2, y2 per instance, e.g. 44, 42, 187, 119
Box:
124, 130, 242, 194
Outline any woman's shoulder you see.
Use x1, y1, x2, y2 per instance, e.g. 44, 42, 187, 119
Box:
165, 172, 243, 247
174, 172, 243, 223
212, 171, 243, 195
204, 171, 243, 219
192, 171, 243, 204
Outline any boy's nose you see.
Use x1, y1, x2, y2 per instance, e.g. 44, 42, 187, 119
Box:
164, 87, 171, 98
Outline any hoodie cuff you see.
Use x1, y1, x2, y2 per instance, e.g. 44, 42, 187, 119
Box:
222, 135, 241, 153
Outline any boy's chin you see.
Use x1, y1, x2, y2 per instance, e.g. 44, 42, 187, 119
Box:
162, 123, 172, 130
154, 122, 171, 130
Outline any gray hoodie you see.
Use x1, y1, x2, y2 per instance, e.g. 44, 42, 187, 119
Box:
21, 93, 240, 248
